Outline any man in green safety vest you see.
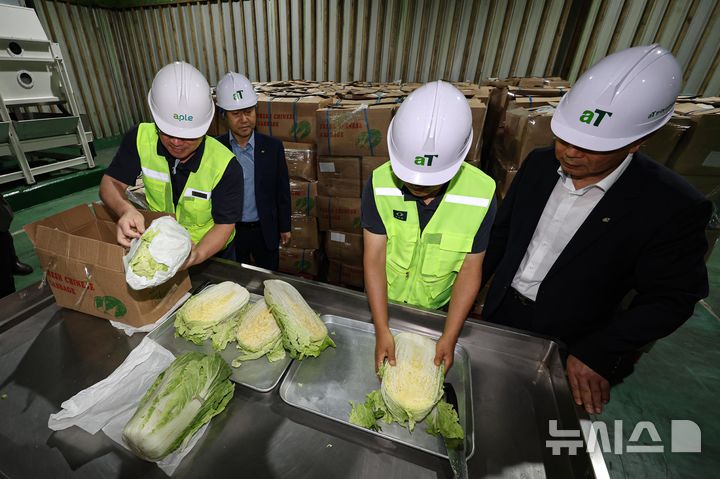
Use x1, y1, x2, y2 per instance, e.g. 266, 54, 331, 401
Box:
362, 81, 497, 372
100, 62, 244, 268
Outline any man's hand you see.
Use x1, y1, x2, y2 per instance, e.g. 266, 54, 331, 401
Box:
180, 246, 199, 271
116, 208, 145, 247
280, 231, 291, 246
566, 355, 610, 414
434, 334, 457, 373
374, 328, 396, 374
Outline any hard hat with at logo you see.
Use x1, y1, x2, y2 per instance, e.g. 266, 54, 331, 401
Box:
387, 80, 473, 186
551, 44, 682, 151
216, 72, 258, 111
147, 62, 215, 139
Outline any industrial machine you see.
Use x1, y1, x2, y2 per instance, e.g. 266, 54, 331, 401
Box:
0, 4, 94, 185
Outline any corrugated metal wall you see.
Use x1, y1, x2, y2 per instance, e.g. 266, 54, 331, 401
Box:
565, 0, 720, 96
32, 0, 720, 140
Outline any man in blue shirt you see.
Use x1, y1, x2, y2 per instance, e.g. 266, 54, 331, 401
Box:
214, 72, 291, 270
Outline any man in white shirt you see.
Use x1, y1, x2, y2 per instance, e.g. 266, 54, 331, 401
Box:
482, 45, 711, 414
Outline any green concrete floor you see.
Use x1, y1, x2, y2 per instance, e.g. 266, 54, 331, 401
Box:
4, 144, 719, 477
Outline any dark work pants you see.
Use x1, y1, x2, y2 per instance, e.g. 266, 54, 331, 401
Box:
234, 222, 279, 271
1, 230, 16, 298
484, 287, 536, 332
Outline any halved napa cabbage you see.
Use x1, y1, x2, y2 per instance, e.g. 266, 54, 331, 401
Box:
174, 281, 249, 349
263, 279, 335, 359
349, 332, 463, 443
231, 299, 286, 366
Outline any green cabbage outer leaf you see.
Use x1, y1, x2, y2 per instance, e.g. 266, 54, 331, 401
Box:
122, 352, 235, 461
349, 390, 391, 431
174, 282, 249, 346
129, 230, 169, 279
263, 280, 335, 359
425, 399, 464, 449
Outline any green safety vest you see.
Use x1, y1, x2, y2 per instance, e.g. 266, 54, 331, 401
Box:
136, 123, 235, 246
372, 162, 495, 309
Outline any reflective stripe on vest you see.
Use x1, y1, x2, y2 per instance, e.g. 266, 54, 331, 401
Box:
136, 123, 235, 246
372, 162, 496, 309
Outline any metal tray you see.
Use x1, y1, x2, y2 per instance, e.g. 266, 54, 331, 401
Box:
279, 314, 474, 460
147, 292, 293, 393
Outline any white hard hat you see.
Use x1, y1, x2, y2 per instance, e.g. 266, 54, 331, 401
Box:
216, 72, 258, 110
388, 81, 472, 186
147, 62, 214, 139
551, 44, 682, 151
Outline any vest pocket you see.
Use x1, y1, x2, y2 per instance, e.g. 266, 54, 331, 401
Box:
386, 233, 415, 269
179, 196, 213, 227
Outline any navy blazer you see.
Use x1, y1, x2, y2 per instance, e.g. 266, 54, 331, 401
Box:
483, 147, 711, 382
216, 131, 291, 250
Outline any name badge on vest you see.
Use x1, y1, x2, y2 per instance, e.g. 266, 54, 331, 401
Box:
184, 188, 212, 200
393, 210, 407, 221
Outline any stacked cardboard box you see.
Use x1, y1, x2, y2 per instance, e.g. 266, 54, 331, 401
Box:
316, 101, 396, 157
281, 141, 321, 278
256, 94, 332, 144
482, 79, 569, 168
667, 104, 720, 177
316, 153, 364, 289
487, 105, 555, 201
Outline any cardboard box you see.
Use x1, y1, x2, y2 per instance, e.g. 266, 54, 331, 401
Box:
24, 203, 191, 327
317, 103, 396, 157
317, 156, 362, 198
324, 230, 363, 267
288, 216, 320, 249
317, 196, 362, 233
278, 247, 320, 276
489, 156, 518, 201
668, 109, 720, 176
207, 109, 229, 137
498, 106, 555, 168
327, 260, 364, 289
640, 117, 691, 165
467, 97, 487, 164
256, 94, 331, 143
290, 180, 318, 217
361, 156, 389, 184
284, 141, 317, 181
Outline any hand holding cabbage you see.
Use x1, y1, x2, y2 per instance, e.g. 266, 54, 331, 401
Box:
349, 332, 463, 444
124, 216, 192, 290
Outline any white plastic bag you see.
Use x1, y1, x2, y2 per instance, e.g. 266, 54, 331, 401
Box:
123, 216, 192, 290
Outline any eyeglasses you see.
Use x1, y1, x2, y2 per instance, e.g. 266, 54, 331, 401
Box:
156, 127, 201, 142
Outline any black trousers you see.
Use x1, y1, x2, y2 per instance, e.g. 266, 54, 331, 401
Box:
485, 287, 536, 331
1, 230, 16, 299
234, 222, 279, 270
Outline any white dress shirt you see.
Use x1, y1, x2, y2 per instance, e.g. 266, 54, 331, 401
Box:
511, 154, 634, 300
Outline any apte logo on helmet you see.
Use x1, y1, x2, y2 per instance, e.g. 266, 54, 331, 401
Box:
232, 90, 244, 101
172, 113, 194, 122
579, 108, 613, 127
414, 154, 438, 166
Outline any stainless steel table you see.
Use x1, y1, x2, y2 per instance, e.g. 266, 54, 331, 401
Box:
0, 260, 606, 478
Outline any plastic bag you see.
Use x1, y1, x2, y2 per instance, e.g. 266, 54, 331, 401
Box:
123, 216, 192, 290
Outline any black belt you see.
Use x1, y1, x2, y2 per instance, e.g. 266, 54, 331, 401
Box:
237, 221, 261, 228
509, 287, 535, 307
